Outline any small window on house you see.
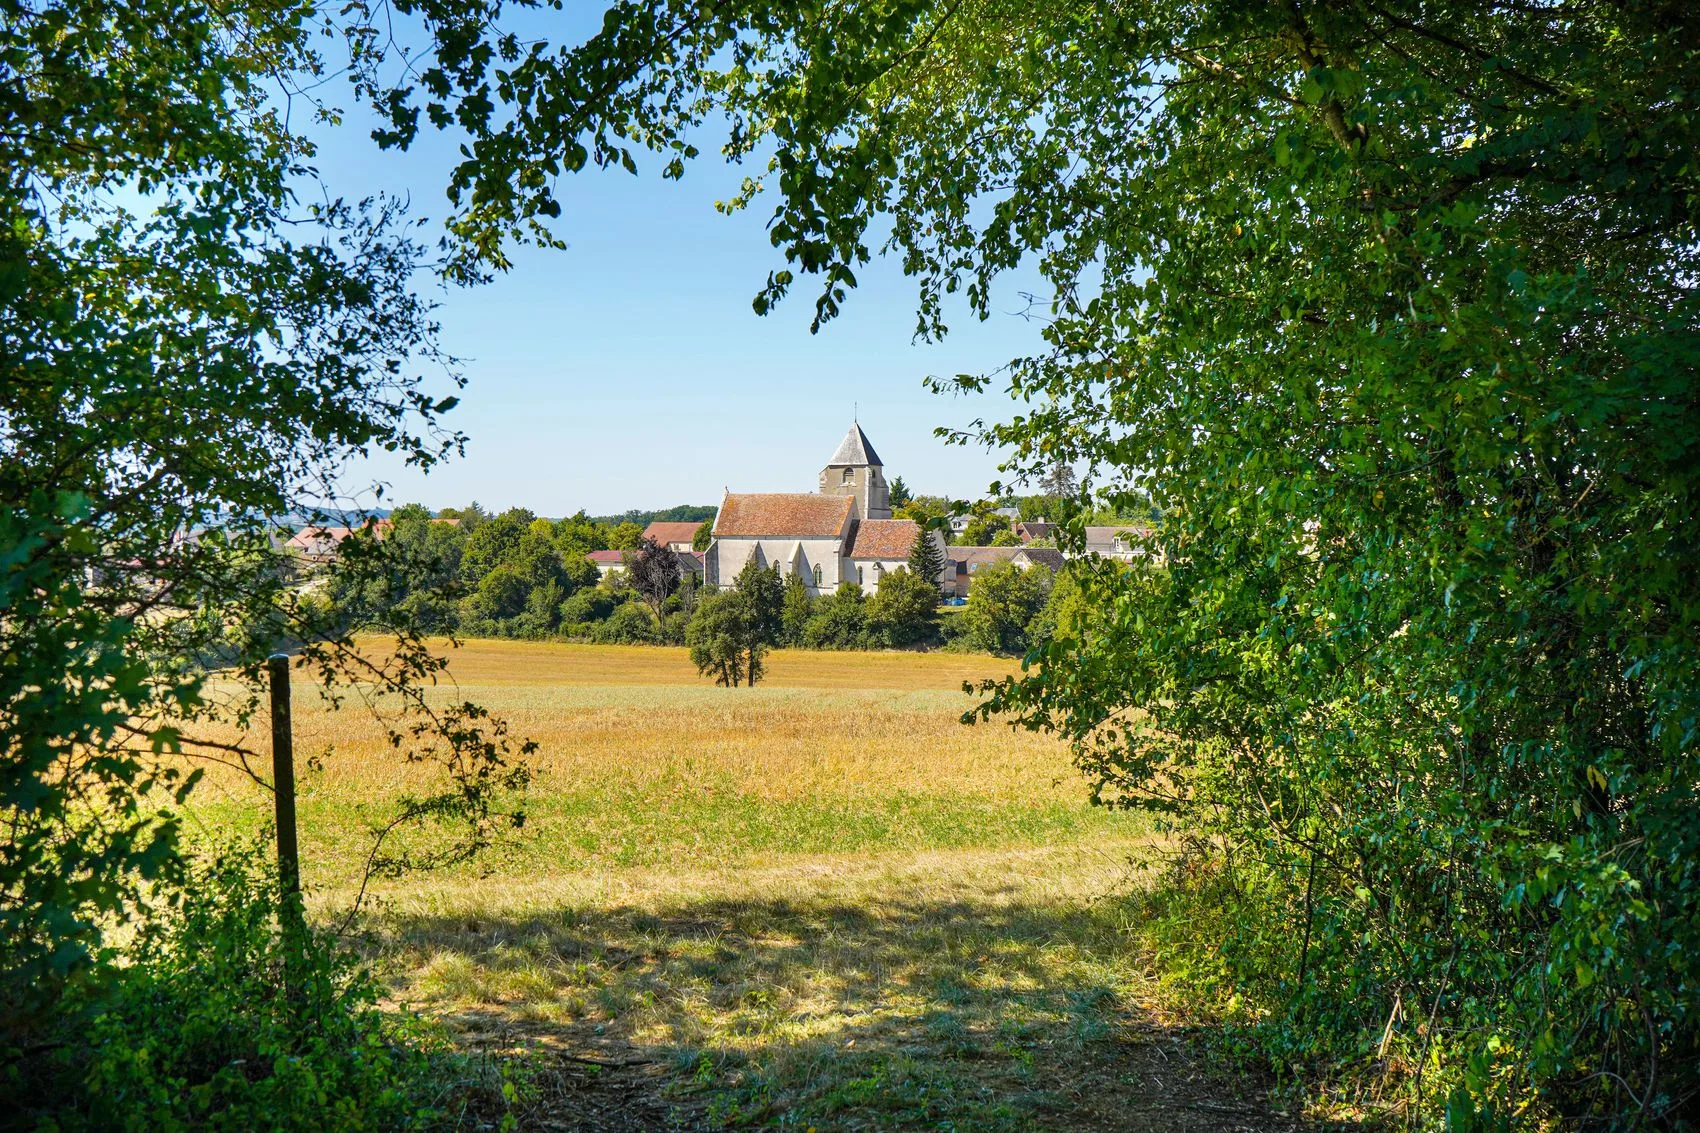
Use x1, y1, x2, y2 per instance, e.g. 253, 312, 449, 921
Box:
857, 566, 865, 585
813, 564, 823, 587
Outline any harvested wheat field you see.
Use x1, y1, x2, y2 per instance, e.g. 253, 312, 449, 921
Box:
181, 639, 1327, 1131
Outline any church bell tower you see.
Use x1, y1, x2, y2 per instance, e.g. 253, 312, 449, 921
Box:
820, 422, 891, 520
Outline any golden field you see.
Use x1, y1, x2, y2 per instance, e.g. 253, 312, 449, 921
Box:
171, 639, 1271, 1130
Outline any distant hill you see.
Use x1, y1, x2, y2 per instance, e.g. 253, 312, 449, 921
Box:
592, 504, 717, 527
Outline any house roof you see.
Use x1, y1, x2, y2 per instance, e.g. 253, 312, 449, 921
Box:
1084, 524, 1153, 546
847, 519, 921, 560
1013, 520, 1056, 542
714, 493, 854, 537
946, 545, 1067, 571
585, 549, 626, 563
286, 526, 356, 550
826, 422, 882, 468
643, 520, 703, 546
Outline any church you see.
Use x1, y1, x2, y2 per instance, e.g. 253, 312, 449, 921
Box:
703, 424, 948, 596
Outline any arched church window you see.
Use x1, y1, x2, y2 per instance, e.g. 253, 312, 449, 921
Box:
857, 566, 865, 585
812, 565, 823, 587
842, 467, 854, 484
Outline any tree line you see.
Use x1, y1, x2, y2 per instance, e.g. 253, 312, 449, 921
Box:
324, 503, 1076, 662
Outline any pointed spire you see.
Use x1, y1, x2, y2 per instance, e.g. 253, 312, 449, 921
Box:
827, 422, 882, 467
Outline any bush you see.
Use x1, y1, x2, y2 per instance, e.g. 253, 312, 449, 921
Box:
18, 846, 454, 1132
801, 583, 868, 650
558, 588, 618, 627
591, 601, 658, 644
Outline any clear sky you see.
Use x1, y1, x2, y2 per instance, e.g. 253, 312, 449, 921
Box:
311, 18, 1053, 518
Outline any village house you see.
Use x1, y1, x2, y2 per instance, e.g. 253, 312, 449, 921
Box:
641, 520, 703, 552
945, 545, 1067, 599
703, 424, 948, 596
1083, 524, 1155, 562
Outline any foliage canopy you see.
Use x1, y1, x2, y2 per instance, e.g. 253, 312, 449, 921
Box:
378, 0, 1700, 1122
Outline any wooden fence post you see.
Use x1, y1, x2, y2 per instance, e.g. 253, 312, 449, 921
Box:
268, 652, 307, 1001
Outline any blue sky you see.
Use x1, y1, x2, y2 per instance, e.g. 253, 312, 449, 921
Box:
312, 22, 1053, 518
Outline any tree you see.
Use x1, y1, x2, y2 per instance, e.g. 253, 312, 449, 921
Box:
687, 561, 784, 686
368, 1, 1699, 1120
956, 563, 1052, 656
801, 582, 868, 650
781, 571, 815, 646
628, 536, 682, 617
958, 512, 1011, 547
866, 567, 940, 648
1037, 461, 1077, 506
732, 560, 785, 652
607, 521, 645, 551
888, 476, 912, 508
692, 519, 714, 552
686, 590, 753, 687
325, 504, 466, 633
2, 0, 532, 1093
906, 528, 947, 595
460, 508, 536, 583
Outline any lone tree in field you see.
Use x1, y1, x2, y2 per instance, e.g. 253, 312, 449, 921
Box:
687, 560, 784, 687
627, 536, 681, 617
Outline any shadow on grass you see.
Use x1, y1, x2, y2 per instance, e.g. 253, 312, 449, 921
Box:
368, 887, 1360, 1132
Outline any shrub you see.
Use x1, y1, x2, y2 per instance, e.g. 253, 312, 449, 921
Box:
558, 588, 618, 627
801, 583, 868, 650
19, 846, 454, 1132
591, 601, 658, 644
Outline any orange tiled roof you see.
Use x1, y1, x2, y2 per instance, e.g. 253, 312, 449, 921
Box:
643, 520, 704, 546
847, 519, 921, 560
715, 493, 853, 537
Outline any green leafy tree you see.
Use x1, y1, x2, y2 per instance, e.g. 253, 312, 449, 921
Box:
553, 510, 609, 554
607, 521, 645, 551
957, 563, 1051, 656
1, 0, 533, 1095
888, 476, 912, 508
359, 0, 1700, 1120
686, 591, 753, 687
781, 571, 815, 646
802, 582, 868, 650
687, 561, 784, 686
459, 507, 536, 583
326, 505, 466, 633
692, 519, 714, 552
866, 567, 940, 648
958, 512, 1012, 547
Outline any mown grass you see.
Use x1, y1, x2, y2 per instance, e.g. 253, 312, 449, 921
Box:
171, 640, 1299, 1130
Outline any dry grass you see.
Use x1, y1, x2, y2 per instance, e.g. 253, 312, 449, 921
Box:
180, 638, 1122, 891
170, 639, 1307, 1130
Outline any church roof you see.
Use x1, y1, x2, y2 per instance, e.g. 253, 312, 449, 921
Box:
715, 493, 854, 537
826, 423, 882, 468
847, 519, 921, 560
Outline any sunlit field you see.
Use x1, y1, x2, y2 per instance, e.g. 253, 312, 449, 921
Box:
174, 640, 1295, 1130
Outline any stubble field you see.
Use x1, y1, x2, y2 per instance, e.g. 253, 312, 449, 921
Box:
178, 640, 1302, 1131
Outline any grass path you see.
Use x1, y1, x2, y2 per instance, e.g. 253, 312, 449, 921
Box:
360, 841, 1313, 1131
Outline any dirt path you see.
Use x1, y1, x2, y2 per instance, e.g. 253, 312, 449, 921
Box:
363, 843, 1346, 1131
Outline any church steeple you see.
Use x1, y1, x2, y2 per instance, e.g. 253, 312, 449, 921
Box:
820, 422, 891, 520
